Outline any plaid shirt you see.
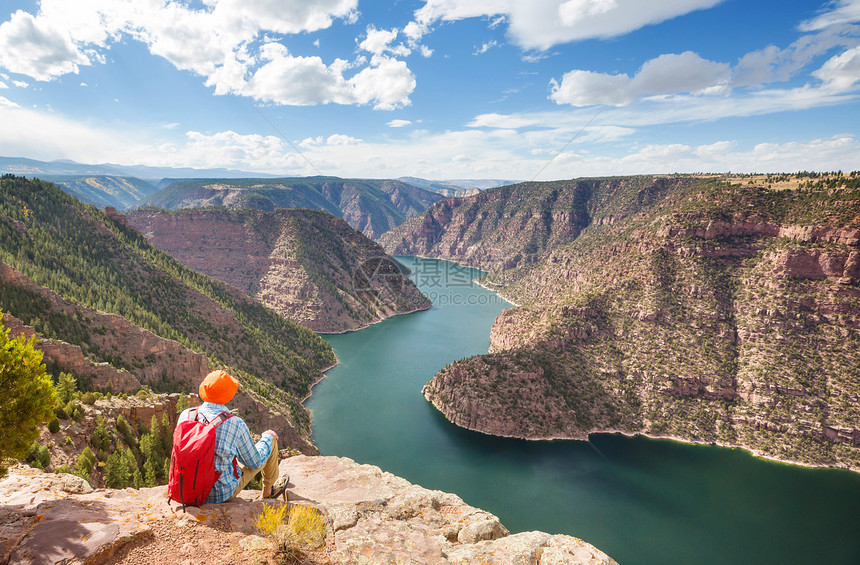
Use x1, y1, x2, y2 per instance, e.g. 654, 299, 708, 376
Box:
177, 402, 273, 503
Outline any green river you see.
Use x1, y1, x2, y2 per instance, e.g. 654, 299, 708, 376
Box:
305, 257, 860, 565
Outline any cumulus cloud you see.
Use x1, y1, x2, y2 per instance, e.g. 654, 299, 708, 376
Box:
386, 119, 412, 127
407, 0, 725, 51
0, 0, 414, 110
0, 81, 6, 89
0, 10, 90, 80
550, 51, 730, 106
359, 26, 411, 57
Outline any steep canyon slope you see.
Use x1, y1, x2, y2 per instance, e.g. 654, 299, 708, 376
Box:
384, 174, 860, 471
139, 176, 444, 239
126, 208, 430, 333
0, 176, 335, 448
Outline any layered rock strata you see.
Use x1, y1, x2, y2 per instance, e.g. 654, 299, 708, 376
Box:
391, 176, 860, 471
127, 208, 430, 333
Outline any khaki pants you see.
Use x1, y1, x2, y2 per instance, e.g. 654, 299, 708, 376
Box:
228, 436, 279, 500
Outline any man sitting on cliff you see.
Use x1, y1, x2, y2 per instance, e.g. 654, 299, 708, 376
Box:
176, 369, 288, 502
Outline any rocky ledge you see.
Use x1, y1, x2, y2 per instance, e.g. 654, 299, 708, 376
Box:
0, 457, 615, 565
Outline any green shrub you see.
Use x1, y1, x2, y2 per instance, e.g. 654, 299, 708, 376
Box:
48, 417, 60, 433
26, 442, 51, 469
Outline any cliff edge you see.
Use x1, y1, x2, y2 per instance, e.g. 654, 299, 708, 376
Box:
0, 457, 616, 565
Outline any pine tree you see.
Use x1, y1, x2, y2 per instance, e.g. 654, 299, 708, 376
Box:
143, 458, 158, 488
104, 450, 130, 488
0, 315, 57, 478
91, 416, 112, 453
75, 447, 96, 483
56, 372, 77, 404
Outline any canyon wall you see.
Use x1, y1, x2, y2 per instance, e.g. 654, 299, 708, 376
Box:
386, 175, 860, 471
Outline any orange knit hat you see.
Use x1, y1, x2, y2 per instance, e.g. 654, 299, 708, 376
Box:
198, 369, 239, 404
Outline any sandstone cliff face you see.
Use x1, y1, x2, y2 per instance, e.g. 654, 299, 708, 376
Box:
0, 458, 616, 565
380, 176, 687, 273
410, 176, 860, 471
126, 208, 430, 333
138, 177, 444, 240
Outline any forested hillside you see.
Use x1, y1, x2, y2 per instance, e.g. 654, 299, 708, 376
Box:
0, 175, 335, 444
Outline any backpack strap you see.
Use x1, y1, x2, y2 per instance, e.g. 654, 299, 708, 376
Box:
212, 412, 233, 428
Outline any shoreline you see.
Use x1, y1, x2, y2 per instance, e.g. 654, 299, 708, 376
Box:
302, 303, 432, 405
302, 254, 511, 408
423, 393, 859, 474
398, 253, 522, 308
316, 302, 432, 336
473, 278, 521, 308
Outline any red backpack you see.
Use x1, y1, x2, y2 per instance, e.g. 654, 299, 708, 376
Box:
168, 408, 233, 509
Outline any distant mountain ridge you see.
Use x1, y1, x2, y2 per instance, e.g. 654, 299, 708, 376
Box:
397, 176, 517, 197
126, 207, 431, 332
383, 173, 860, 472
0, 155, 280, 181
138, 176, 445, 239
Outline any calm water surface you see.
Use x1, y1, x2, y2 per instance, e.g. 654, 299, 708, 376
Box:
306, 257, 860, 565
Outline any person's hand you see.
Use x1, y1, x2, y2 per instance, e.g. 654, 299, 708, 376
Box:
263, 430, 278, 442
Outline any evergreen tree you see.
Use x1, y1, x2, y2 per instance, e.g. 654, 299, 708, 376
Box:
56, 372, 77, 405
0, 315, 56, 478
176, 393, 189, 414
104, 450, 130, 488
75, 447, 96, 483
91, 416, 112, 453
143, 458, 157, 488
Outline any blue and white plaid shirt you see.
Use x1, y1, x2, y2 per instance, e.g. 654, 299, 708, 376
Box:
177, 402, 273, 503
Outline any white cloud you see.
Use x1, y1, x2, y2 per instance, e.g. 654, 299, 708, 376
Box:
386, 119, 412, 127
359, 26, 410, 57
474, 40, 499, 55
0, 0, 410, 110
0, 10, 90, 80
327, 133, 361, 145
0, 81, 6, 89
800, 0, 860, 31
551, 51, 730, 106
419, 45, 434, 58
468, 113, 539, 128
12, 80, 29, 88
0, 96, 19, 108
348, 56, 417, 110
2, 101, 858, 179
813, 45, 860, 90
733, 27, 860, 87
407, 0, 725, 51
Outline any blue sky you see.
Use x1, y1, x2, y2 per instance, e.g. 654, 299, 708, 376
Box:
0, 0, 858, 179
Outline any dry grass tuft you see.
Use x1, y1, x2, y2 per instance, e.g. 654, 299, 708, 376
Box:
256, 503, 327, 564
